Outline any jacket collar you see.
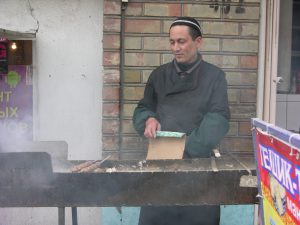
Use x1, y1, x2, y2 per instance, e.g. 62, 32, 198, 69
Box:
173, 53, 202, 76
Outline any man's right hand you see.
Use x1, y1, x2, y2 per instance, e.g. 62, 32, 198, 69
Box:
144, 117, 161, 138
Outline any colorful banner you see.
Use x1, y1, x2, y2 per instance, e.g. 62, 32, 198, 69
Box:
0, 65, 33, 143
254, 127, 300, 225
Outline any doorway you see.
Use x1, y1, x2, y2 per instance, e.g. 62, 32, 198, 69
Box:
276, 0, 300, 133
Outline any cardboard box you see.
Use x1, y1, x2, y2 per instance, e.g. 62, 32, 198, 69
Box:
147, 131, 186, 160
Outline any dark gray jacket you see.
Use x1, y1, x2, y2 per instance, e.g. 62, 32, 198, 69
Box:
133, 58, 230, 158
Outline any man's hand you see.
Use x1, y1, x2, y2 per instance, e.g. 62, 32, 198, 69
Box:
144, 117, 161, 138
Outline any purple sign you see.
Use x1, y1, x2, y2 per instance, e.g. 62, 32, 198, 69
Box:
0, 65, 33, 142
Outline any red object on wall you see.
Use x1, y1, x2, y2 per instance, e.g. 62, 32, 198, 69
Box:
0, 38, 8, 74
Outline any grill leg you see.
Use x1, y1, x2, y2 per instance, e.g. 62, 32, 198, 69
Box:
58, 207, 65, 225
72, 207, 78, 225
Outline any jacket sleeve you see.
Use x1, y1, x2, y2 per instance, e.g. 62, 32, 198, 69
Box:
185, 71, 230, 158
132, 75, 158, 136
185, 113, 229, 158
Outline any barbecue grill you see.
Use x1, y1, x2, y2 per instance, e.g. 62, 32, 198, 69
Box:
0, 141, 258, 225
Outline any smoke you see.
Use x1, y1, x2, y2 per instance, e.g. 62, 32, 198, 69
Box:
0, 139, 71, 173
0, 151, 54, 188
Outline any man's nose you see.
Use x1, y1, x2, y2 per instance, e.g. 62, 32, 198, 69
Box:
173, 43, 180, 51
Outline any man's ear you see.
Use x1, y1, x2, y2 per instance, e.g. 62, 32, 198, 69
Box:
195, 36, 203, 49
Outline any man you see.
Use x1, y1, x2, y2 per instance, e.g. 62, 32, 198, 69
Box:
133, 17, 230, 225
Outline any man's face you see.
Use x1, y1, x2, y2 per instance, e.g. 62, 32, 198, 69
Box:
169, 25, 202, 64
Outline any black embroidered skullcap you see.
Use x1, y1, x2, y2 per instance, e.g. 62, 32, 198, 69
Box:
170, 17, 202, 37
